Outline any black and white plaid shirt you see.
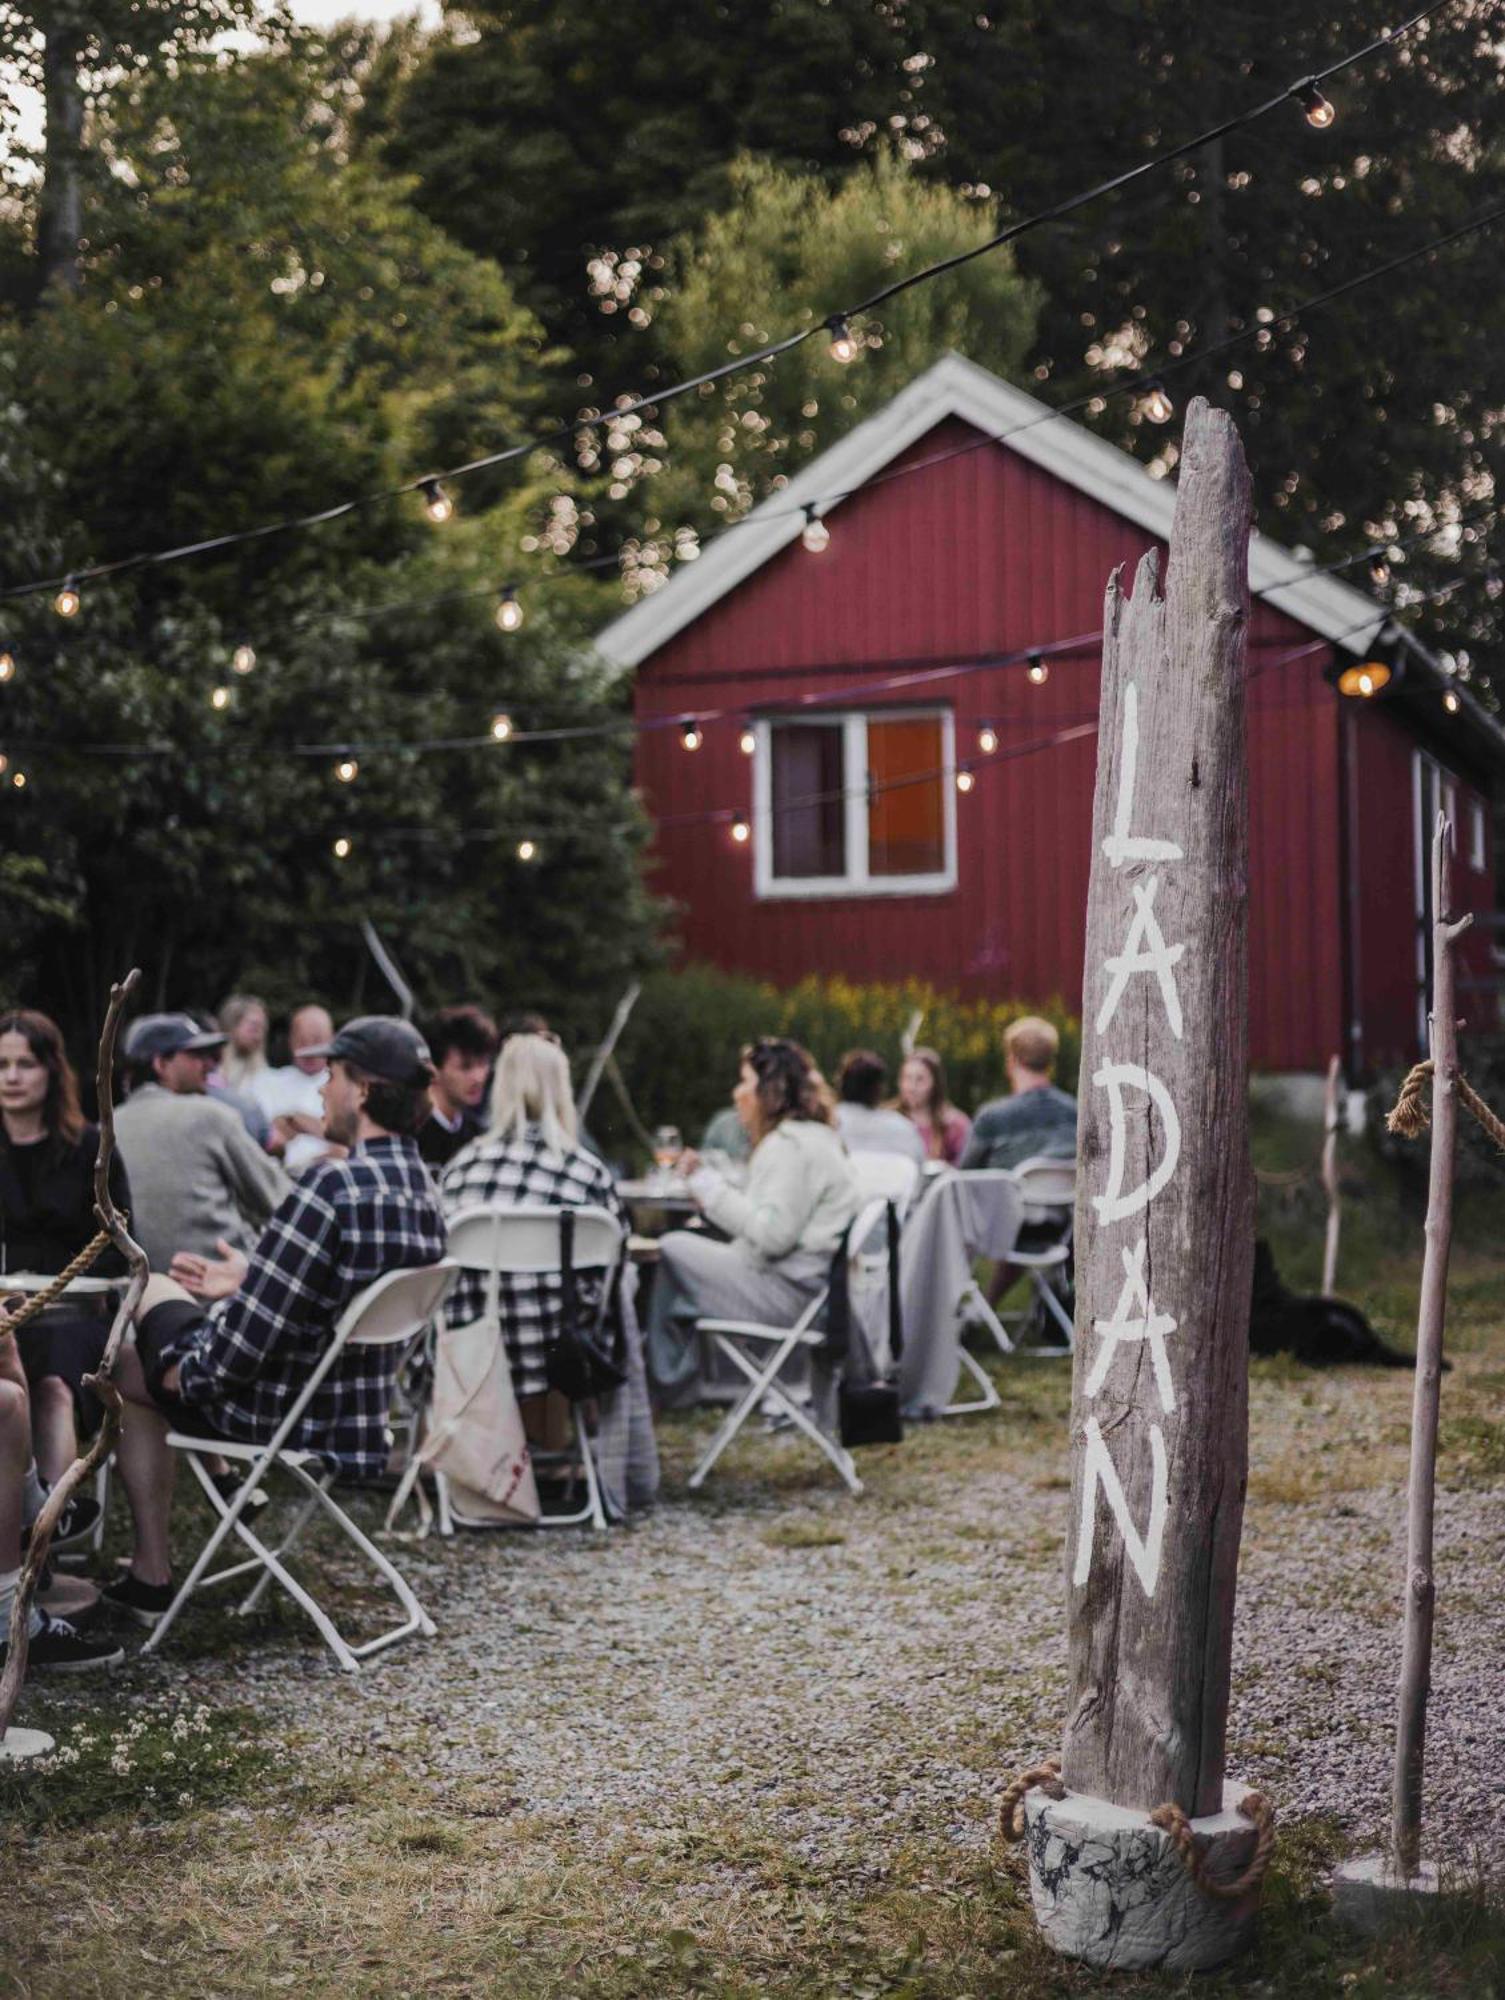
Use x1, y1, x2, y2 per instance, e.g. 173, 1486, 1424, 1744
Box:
172, 1135, 447, 1475
439, 1127, 622, 1397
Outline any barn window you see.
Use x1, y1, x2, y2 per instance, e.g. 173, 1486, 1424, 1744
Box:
1469, 798, 1488, 873
753, 709, 957, 898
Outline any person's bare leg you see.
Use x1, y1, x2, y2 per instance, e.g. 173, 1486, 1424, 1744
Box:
32, 1375, 78, 1486
115, 1341, 176, 1586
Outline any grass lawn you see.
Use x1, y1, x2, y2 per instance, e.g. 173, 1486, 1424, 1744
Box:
3, 1109, 1503, 1998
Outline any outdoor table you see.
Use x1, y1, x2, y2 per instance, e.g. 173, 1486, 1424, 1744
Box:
616, 1178, 699, 1238
0, 1271, 117, 1298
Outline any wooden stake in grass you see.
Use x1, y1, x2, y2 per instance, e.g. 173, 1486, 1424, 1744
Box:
0, 969, 148, 1740
1321, 1054, 1343, 1297
1392, 814, 1468, 1881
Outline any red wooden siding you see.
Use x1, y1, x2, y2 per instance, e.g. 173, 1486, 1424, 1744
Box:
633, 417, 1389, 1072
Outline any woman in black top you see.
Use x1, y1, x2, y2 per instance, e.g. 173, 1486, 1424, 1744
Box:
0, 1009, 132, 1481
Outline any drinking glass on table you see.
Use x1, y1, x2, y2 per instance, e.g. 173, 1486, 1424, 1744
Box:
651, 1125, 683, 1189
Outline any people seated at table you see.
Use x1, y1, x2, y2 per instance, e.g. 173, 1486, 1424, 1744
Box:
105, 1016, 446, 1626
646, 1038, 858, 1405
250, 1004, 341, 1175
699, 1103, 752, 1167
961, 1016, 1078, 1172
439, 1032, 623, 1408
115, 1013, 287, 1275
216, 993, 270, 1092
0, 1009, 133, 1495
895, 1046, 972, 1167
834, 1049, 925, 1166
419, 1003, 500, 1170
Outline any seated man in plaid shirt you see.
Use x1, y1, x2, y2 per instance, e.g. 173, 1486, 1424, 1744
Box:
105, 1017, 447, 1626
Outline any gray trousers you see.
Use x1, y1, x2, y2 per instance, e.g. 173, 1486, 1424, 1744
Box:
645, 1230, 829, 1407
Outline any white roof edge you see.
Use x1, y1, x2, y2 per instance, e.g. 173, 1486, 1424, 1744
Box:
594, 351, 1384, 670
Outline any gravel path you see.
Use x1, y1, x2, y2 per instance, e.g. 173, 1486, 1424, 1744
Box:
144, 1364, 1505, 1888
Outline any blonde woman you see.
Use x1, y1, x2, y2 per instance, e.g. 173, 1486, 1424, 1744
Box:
647, 1037, 858, 1405
439, 1034, 624, 1401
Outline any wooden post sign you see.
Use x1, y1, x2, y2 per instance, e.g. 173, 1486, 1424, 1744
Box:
1023, 400, 1263, 1972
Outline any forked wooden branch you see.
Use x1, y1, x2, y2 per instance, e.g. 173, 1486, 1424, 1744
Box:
0, 969, 147, 1738
1321, 1055, 1342, 1297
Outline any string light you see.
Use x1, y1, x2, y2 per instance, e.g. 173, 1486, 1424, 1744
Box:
420, 478, 454, 525
333, 835, 352, 859
495, 586, 524, 633
0, 649, 13, 683
517, 838, 538, 862
978, 725, 998, 755
490, 712, 514, 742
11, 769, 26, 789
53, 578, 80, 619
955, 765, 975, 794
681, 721, 704, 751
1443, 689, 1461, 714
1295, 80, 1336, 128
801, 505, 831, 555
0, 752, 8, 774
1140, 379, 1175, 425
232, 642, 257, 675
1338, 661, 1391, 698
1027, 653, 1050, 686
739, 727, 756, 756
827, 315, 858, 365
335, 757, 359, 783
731, 814, 751, 844
1368, 556, 1390, 588
210, 685, 231, 710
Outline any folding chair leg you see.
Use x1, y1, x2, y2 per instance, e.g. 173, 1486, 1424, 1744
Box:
434, 1469, 454, 1538
959, 1278, 1016, 1360
756, 1373, 863, 1495
536, 1406, 609, 1530
1029, 1270, 1075, 1353
687, 1336, 796, 1490
290, 1465, 437, 1656
943, 1345, 1002, 1417
238, 1476, 331, 1615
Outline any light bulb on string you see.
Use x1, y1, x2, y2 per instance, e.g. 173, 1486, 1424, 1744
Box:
11, 769, 26, 790
490, 712, 514, 742
978, 725, 998, 755
955, 765, 976, 795
827, 315, 857, 365
681, 721, 704, 751
54, 578, 80, 619
1140, 378, 1175, 425
210, 685, 231, 711
1295, 80, 1336, 128
495, 586, 524, 633
1368, 555, 1390, 588
335, 758, 359, 784
420, 478, 454, 525
0, 649, 14, 683
801, 505, 830, 555
232, 642, 257, 675
731, 814, 751, 845
0, 753, 8, 774
739, 727, 756, 757
333, 835, 352, 860
1443, 690, 1461, 714
517, 838, 538, 862
1027, 652, 1049, 686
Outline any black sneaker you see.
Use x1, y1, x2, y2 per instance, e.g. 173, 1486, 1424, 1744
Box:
210, 1470, 269, 1513
101, 1570, 176, 1629
22, 1491, 102, 1554
4, 1610, 125, 1674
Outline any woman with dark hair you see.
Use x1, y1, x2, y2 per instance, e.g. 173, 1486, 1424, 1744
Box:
0, 1009, 132, 1483
895, 1046, 972, 1167
645, 1038, 857, 1404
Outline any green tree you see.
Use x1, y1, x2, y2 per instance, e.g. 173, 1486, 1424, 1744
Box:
0, 31, 661, 1052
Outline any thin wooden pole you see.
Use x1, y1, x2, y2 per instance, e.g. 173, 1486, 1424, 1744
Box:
1391, 814, 1469, 1878
1321, 1054, 1342, 1296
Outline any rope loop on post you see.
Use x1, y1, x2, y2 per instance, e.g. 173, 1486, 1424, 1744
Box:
1149, 1790, 1277, 1901
1386, 1060, 1505, 1152
0, 1229, 114, 1334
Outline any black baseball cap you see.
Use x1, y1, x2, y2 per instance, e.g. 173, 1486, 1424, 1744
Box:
124, 1013, 228, 1062
301, 1015, 435, 1087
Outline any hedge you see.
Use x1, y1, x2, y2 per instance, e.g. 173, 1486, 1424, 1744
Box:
586, 965, 1080, 1162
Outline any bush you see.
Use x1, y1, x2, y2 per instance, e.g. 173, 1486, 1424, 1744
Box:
587, 965, 1080, 1163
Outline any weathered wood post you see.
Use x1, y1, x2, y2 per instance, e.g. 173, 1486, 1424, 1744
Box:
1334, 813, 1468, 1922
1022, 399, 1264, 1971
1321, 1055, 1343, 1297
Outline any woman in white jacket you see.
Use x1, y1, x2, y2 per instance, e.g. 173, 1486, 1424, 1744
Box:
645, 1038, 858, 1405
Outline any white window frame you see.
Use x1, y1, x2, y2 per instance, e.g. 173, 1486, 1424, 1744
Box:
752, 708, 958, 900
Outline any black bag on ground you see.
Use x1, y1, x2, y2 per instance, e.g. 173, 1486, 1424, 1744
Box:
837, 1202, 905, 1449
543, 1207, 628, 1402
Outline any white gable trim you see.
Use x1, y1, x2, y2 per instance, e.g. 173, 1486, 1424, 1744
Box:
593, 351, 1384, 671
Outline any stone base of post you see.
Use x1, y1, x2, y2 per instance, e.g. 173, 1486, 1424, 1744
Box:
1332, 1855, 1442, 1933
1024, 1781, 1263, 1972
0, 1725, 56, 1764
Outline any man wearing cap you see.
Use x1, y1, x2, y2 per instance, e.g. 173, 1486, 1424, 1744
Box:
104, 1017, 447, 1625
114, 1013, 288, 1275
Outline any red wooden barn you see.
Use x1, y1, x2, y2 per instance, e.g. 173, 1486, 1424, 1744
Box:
597, 355, 1502, 1077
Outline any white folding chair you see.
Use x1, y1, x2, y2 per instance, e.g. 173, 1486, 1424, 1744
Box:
847, 1149, 922, 1220
437, 1203, 627, 1534
956, 1160, 1076, 1359
687, 1196, 890, 1498
141, 1260, 459, 1675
